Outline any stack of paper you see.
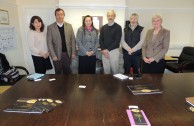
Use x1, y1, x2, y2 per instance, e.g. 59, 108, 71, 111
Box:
4, 98, 63, 114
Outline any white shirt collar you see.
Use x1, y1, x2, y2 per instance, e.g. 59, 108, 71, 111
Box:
129, 24, 138, 31
57, 22, 63, 27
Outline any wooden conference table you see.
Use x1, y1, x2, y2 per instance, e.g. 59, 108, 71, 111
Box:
0, 73, 194, 126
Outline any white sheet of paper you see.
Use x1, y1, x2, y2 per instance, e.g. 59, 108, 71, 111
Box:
128, 105, 139, 109
49, 78, 56, 81
34, 79, 42, 82
113, 74, 129, 80
79, 85, 86, 88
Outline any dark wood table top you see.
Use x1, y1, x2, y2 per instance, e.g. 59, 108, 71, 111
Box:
0, 73, 194, 126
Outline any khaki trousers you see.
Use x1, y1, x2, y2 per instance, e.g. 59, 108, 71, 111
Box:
102, 48, 120, 74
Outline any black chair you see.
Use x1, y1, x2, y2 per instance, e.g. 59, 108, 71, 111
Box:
165, 46, 194, 73
125, 20, 130, 28
96, 59, 103, 74
0, 66, 29, 85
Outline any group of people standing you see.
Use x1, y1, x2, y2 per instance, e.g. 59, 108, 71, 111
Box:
28, 8, 170, 75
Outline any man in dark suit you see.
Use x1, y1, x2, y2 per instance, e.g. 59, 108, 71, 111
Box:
47, 8, 76, 74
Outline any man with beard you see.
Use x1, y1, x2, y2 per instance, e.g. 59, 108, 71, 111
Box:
99, 10, 122, 74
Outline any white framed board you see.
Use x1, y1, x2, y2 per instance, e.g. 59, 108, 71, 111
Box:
0, 26, 16, 52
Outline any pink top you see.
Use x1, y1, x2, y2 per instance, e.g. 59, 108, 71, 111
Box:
28, 30, 48, 57
86, 26, 92, 32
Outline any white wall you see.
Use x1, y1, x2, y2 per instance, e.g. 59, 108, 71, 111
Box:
127, 0, 194, 8
17, 0, 58, 7
59, 0, 125, 6
190, 16, 194, 46
0, 0, 25, 67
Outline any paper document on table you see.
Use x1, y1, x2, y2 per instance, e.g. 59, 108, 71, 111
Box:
113, 74, 129, 80
27, 73, 44, 81
79, 85, 86, 88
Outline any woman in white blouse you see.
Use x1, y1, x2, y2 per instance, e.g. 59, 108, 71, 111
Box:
28, 16, 52, 74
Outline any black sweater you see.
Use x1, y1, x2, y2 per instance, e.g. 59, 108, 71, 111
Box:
99, 23, 122, 51
58, 25, 67, 52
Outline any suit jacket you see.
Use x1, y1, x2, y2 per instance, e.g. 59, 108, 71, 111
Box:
142, 27, 170, 62
47, 22, 76, 60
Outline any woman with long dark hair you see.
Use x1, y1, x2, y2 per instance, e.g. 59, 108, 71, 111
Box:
28, 16, 52, 74
76, 15, 99, 74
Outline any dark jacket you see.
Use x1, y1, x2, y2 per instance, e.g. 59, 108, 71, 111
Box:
0, 53, 10, 74
123, 25, 144, 55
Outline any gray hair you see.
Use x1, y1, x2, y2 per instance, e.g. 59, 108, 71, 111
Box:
130, 13, 139, 20
107, 10, 116, 17
152, 14, 163, 23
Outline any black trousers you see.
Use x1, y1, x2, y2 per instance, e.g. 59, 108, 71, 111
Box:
53, 52, 71, 74
32, 55, 52, 74
142, 59, 165, 74
78, 55, 96, 74
123, 54, 141, 74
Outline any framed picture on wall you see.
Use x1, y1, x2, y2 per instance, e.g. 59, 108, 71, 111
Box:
82, 16, 103, 31
0, 9, 9, 25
